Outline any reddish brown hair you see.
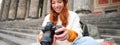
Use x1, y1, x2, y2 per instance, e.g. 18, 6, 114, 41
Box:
49, 0, 69, 27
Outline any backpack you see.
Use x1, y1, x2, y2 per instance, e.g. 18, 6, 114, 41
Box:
80, 21, 100, 39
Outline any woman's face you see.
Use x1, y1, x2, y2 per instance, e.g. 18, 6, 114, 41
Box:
51, 0, 64, 13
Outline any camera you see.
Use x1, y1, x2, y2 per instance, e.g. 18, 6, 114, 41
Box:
40, 22, 64, 45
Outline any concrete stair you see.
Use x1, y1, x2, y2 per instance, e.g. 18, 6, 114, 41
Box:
99, 28, 120, 36
0, 18, 44, 45
100, 35, 120, 44
3, 28, 39, 34
80, 12, 120, 44
97, 24, 120, 28
0, 30, 37, 40
0, 19, 43, 29
80, 12, 120, 24
0, 33, 36, 45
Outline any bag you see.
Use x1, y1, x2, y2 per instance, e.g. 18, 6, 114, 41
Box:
80, 21, 100, 39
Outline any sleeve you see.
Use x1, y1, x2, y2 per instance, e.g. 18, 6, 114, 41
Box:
71, 14, 83, 37
37, 15, 50, 43
67, 29, 78, 42
67, 13, 83, 42
41, 15, 50, 27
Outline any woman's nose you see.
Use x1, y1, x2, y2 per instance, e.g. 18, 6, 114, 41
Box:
54, 3, 59, 7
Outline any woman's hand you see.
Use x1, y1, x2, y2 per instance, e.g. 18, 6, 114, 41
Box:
37, 31, 44, 43
37, 27, 69, 45
54, 27, 68, 41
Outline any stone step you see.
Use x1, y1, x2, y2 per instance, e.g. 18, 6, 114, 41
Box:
3, 28, 40, 34
0, 25, 42, 30
95, 19, 120, 25
0, 33, 37, 45
80, 18, 120, 25
9, 26, 41, 30
0, 18, 44, 24
80, 17, 106, 22
95, 21, 120, 25
100, 35, 120, 44
0, 19, 43, 28
0, 25, 41, 30
80, 14, 120, 24
0, 23, 41, 28
101, 17, 120, 21
80, 15, 104, 19
98, 28, 120, 36
0, 37, 17, 45
96, 24, 120, 29
80, 12, 120, 20
82, 15, 120, 20
0, 30, 37, 40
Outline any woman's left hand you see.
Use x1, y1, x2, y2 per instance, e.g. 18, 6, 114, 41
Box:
54, 27, 69, 41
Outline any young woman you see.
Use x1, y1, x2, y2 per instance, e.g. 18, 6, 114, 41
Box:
37, 0, 98, 45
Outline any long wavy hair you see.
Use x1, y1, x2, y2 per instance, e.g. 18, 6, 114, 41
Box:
49, 0, 69, 27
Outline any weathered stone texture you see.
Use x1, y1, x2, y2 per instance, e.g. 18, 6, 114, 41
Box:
41, 0, 48, 18
28, 0, 39, 18
25, 0, 31, 18
8, 0, 18, 20
1, 0, 11, 21
16, 0, 27, 19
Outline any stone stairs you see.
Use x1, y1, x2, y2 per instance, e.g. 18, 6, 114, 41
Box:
79, 12, 120, 44
0, 12, 120, 45
0, 18, 44, 45
0, 30, 37, 40
3, 28, 39, 34
99, 28, 120, 36
0, 33, 34, 45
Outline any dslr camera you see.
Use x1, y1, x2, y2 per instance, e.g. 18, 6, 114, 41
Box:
40, 22, 64, 45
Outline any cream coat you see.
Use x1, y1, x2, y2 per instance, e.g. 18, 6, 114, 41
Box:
41, 11, 83, 45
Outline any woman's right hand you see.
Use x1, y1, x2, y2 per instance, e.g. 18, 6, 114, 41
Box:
37, 31, 44, 43
37, 31, 56, 45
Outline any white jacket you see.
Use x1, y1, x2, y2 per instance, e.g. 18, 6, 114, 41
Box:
42, 11, 83, 45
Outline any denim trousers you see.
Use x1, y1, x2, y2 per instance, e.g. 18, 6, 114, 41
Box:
72, 36, 98, 45
31, 36, 98, 45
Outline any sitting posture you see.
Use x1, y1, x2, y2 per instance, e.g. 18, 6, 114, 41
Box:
37, 0, 98, 45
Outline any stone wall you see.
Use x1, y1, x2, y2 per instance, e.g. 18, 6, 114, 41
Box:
0, 0, 74, 21
0, 0, 47, 21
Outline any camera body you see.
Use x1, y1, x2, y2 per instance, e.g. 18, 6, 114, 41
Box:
40, 22, 63, 45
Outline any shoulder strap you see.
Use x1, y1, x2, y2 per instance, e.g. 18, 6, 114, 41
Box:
79, 21, 89, 36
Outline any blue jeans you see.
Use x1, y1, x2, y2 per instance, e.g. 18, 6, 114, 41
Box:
31, 36, 98, 45
73, 36, 98, 45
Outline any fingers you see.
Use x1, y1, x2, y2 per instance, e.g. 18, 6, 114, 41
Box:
37, 31, 44, 43
55, 28, 68, 41
55, 27, 65, 33
52, 35, 56, 45
56, 34, 68, 41
55, 29, 67, 37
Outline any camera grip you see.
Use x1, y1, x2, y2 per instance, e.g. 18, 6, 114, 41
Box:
54, 26, 64, 35
55, 31, 64, 35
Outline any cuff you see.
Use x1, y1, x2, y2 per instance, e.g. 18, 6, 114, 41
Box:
67, 29, 78, 42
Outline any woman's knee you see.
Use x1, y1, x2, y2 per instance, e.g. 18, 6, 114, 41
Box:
73, 36, 98, 45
